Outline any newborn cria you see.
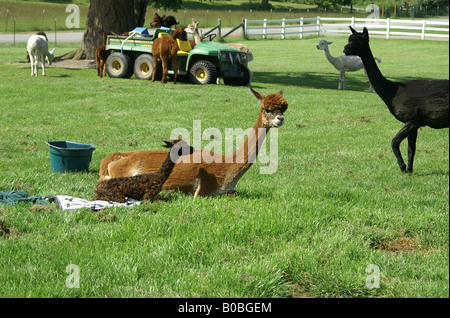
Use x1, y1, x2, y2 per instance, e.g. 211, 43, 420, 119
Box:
94, 139, 194, 202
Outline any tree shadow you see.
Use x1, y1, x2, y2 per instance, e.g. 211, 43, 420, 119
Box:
252, 71, 447, 91
253, 70, 372, 91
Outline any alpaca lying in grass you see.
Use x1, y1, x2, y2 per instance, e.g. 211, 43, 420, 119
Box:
98, 88, 288, 197
27, 34, 55, 76
94, 139, 194, 203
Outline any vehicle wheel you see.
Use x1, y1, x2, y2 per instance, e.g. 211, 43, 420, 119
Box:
189, 60, 218, 85
133, 54, 154, 80
223, 65, 251, 86
105, 53, 133, 79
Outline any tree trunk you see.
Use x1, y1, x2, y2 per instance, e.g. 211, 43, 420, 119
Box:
62, 0, 148, 60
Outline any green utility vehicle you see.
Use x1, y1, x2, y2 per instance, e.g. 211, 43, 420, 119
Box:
104, 33, 251, 85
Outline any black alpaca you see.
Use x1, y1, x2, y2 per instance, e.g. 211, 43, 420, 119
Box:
344, 27, 449, 173
94, 139, 194, 202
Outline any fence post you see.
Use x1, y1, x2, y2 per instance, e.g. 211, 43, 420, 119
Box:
13, 17, 16, 46
351, 16, 355, 28
218, 18, 222, 41
421, 19, 426, 40
300, 17, 303, 39
41, 9, 45, 31
316, 16, 320, 36
5, 9, 9, 32
263, 18, 267, 39
54, 18, 57, 46
386, 18, 390, 39
282, 18, 285, 39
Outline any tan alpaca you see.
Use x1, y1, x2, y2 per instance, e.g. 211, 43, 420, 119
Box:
185, 21, 200, 48
98, 88, 288, 197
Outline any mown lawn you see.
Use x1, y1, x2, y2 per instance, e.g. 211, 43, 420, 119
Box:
0, 35, 448, 298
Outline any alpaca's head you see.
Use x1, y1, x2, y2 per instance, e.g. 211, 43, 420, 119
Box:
172, 26, 187, 41
162, 15, 179, 28
343, 26, 370, 57
150, 13, 164, 28
185, 22, 199, 36
46, 48, 55, 65
163, 139, 195, 162
249, 88, 288, 128
316, 39, 333, 50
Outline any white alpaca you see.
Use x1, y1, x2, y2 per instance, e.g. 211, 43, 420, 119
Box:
316, 39, 381, 91
27, 35, 55, 77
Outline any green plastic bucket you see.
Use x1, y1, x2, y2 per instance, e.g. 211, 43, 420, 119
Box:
47, 141, 95, 173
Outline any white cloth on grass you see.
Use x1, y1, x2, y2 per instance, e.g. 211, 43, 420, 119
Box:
46, 196, 140, 211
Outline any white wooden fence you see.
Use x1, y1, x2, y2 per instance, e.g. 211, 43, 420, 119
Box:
244, 17, 449, 40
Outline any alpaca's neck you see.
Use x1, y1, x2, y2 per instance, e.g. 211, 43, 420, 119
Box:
155, 151, 178, 179
323, 47, 337, 64
225, 113, 268, 174
358, 45, 399, 107
194, 29, 201, 44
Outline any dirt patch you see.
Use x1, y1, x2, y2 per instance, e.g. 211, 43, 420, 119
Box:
0, 220, 20, 237
49, 59, 96, 69
9, 59, 96, 70
376, 237, 423, 255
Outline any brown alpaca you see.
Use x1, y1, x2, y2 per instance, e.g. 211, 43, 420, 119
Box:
95, 31, 110, 77
94, 139, 194, 203
98, 88, 288, 197
152, 26, 187, 84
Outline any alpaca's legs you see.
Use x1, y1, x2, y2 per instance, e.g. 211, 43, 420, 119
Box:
41, 54, 46, 76
406, 128, 418, 173
102, 61, 107, 77
160, 56, 168, 84
338, 71, 345, 90
152, 55, 158, 82
391, 122, 419, 173
96, 56, 101, 77
29, 54, 35, 76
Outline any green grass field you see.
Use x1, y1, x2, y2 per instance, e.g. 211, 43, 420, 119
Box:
0, 33, 448, 298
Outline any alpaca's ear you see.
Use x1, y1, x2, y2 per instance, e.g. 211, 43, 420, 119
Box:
327, 41, 333, 45
249, 87, 264, 104
349, 26, 357, 34
49, 48, 55, 55
162, 140, 173, 148
156, 13, 162, 19
363, 27, 369, 38
278, 90, 283, 96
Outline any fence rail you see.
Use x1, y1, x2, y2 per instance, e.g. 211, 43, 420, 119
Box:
244, 17, 449, 40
